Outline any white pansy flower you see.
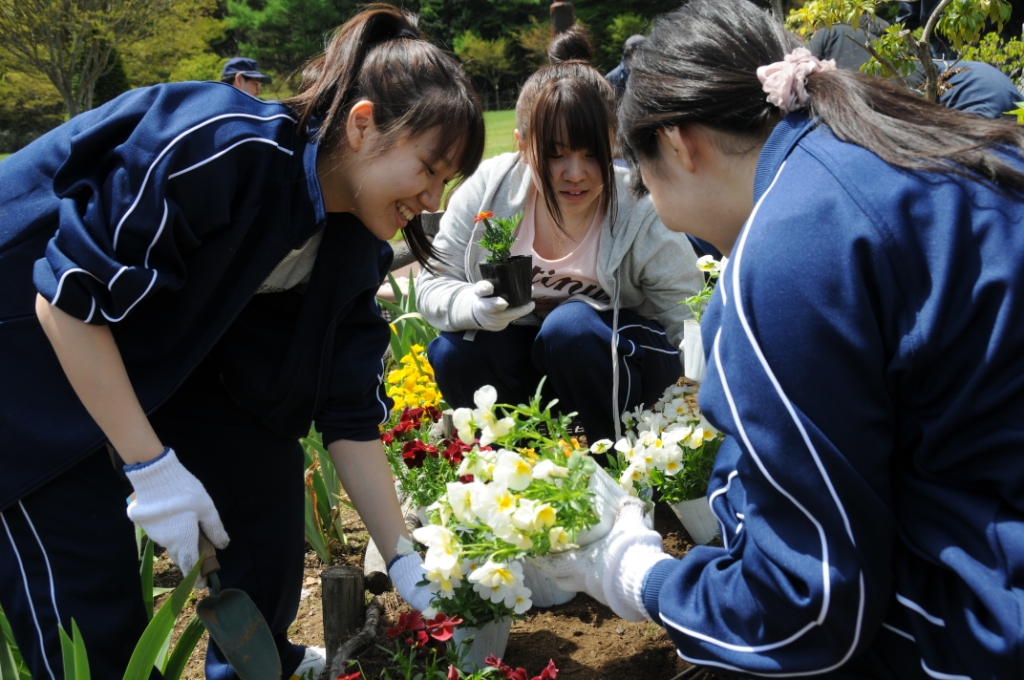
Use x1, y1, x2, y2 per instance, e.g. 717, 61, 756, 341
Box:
452, 407, 476, 445
414, 525, 461, 573
472, 386, 515, 447
446, 481, 482, 524
469, 559, 523, 604
504, 583, 533, 614
548, 527, 576, 552
495, 524, 534, 550
493, 449, 533, 491
589, 439, 614, 454
531, 459, 569, 480
696, 254, 721, 274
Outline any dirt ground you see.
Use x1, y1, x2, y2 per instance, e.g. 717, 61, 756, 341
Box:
156, 501, 741, 680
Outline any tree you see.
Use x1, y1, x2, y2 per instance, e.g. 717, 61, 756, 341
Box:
454, 31, 513, 110
514, 17, 551, 72
0, 0, 173, 116
121, 0, 227, 87
787, 0, 1016, 102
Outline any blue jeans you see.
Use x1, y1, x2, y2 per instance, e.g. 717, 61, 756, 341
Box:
428, 301, 681, 444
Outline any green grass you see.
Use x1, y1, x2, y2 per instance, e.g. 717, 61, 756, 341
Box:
483, 109, 517, 160
0, 154, 10, 162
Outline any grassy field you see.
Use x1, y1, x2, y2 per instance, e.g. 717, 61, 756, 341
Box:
483, 109, 517, 160
0, 154, 9, 162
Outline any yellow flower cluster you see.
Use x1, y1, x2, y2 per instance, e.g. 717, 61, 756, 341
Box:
386, 345, 442, 411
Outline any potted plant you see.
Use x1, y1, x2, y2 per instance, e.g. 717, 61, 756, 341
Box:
680, 255, 723, 382
475, 211, 533, 308
401, 384, 606, 670
597, 383, 725, 544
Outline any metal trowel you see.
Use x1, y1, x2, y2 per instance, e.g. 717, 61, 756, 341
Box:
196, 533, 282, 680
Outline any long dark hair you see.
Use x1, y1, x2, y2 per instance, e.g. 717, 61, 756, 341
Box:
286, 4, 485, 265
620, 0, 1024, 195
516, 61, 617, 231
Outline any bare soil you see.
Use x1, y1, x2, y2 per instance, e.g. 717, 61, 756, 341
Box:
156, 502, 741, 680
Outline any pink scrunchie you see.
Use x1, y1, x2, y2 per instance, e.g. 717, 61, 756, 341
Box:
756, 48, 836, 115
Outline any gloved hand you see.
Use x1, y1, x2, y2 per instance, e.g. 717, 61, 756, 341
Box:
125, 448, 230, 588
529, 496, 672, 621
389, 553, 434, 613
452, 280, 535, 332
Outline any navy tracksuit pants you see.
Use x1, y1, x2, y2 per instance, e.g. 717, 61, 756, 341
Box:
428, 301, 681, 444
0, 358, 308, 680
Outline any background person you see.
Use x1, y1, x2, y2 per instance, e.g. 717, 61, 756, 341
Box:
0, 6, 483, 679
604, 34, 646, 100
535, 1, 1024, 678
416, 54, 702, 448
220, 56, 272, 97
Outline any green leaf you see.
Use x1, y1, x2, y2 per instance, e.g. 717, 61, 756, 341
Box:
161, 615, 205, 680
0, 609, 22, 680
1007, 101, 1024, 124
141, 536, 155, 622
71, 620, 90, 680
59, 626, 76, 680
121, 556, 202, 680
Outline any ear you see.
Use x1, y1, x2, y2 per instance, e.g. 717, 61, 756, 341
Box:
345, 100, 376, 153
660, 125, 700, 174
514, 128, 528, 158
233, 72, 247, 88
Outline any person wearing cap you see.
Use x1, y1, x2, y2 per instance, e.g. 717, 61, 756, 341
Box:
221, 57, 272, 97
604, 34, 646, 100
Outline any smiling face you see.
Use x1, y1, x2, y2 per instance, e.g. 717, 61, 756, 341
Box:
320, 103, 459, 241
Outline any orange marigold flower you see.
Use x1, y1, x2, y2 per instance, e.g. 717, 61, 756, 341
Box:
474, 210, 495, 223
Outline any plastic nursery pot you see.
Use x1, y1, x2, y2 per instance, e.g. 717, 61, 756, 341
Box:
479, 255, 533, 308
683, 319, 707, 383
450, 617, 513, 672
520, 561, 575, 608
669, 497, 720, 545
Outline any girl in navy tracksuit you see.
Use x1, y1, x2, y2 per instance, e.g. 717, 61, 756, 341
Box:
0, 7, 482, 679
534, 2, 1024, 678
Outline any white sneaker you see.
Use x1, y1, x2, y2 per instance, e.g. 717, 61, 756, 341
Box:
289, 645, 326, 680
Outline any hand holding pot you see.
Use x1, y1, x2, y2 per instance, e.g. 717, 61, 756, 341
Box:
530, 496, 672, 621
125, 447, 230, 587
389, 553, 435, 612
455, 280, 535, 332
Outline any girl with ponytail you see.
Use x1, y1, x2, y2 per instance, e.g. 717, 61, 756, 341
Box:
533, 1, 1024, 678
0, 5, 483, 679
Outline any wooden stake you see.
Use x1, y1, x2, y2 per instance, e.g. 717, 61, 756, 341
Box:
321, 565, 365, 662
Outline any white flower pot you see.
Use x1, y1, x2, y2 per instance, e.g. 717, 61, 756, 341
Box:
576, 465, 654, 547
669, 497, 719, 545
683, 319, 706, 383
450, 618, 513, 671
520, 560, 575, 607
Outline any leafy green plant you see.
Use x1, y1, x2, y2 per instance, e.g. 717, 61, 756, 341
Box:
0, 603, 31, 679
681, 255, 722, 324
302, 427, 353, 563
410, 383, 601, 627
378, 272, 441, 365
786, 0, 1016, 101
602, 383, 725, 504
475, 211, 522, 265
55, 556, 206, 680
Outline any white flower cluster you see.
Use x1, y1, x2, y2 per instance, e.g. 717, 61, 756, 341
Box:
590, 384, 718, 495
411, 386, 582, 617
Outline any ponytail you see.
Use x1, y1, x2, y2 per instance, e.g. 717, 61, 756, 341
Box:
285, 4, 485, 267
621, 0, 1024, 195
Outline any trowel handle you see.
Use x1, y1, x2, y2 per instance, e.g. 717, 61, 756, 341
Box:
198, 530, 221, 578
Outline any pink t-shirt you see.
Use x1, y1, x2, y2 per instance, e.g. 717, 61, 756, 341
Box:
510, 188, 609, 315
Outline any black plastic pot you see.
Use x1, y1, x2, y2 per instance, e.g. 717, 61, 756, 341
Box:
479, 255, 533, 307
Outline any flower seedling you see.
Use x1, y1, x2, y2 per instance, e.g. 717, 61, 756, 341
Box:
475, 211, 523, 265
681, 255, 722, 323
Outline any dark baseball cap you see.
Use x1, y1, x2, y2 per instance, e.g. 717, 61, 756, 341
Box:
221, 57, 272, 84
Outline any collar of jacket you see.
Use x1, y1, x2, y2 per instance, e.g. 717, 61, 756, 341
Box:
753, 112, 816, 202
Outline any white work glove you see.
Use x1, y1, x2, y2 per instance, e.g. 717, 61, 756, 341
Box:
389, 553, 434, 613
451, 280, 535, 332
530, 496, 672, 621
125, 448, 230, 588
